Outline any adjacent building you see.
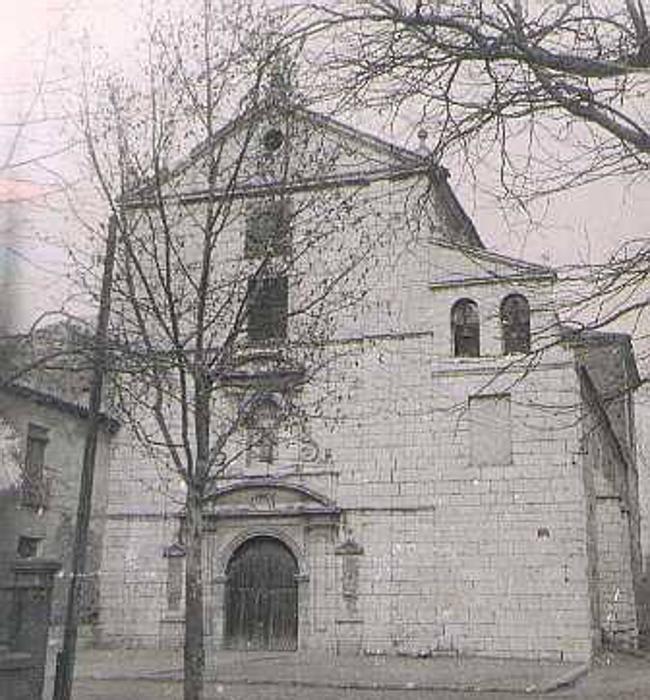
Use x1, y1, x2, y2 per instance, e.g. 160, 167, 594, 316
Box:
0, 323, 115, 643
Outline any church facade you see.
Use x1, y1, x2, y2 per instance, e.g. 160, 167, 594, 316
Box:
93, 104, 643, 662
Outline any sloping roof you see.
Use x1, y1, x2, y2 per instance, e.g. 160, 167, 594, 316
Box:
0, 321, 119, 433
0, 381, 119, 433
122, 100, 483, 249
429, 240, 556, 287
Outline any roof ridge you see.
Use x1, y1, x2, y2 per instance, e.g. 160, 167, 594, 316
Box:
124, 100, 430, 202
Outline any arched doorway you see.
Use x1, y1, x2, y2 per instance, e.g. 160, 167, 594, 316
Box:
224, 536, 298, 651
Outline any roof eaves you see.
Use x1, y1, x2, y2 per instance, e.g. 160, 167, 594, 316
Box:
429, 271, 556, 290
436, 240, 557, 276
121, 163, 431, 209
0, 382, 120, 433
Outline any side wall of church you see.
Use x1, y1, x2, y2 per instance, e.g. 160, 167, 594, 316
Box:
299, 260, 594, 661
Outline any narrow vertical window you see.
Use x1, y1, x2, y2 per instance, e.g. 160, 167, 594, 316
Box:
22, 424, 48, 508
247, 275, 288, 342
451, 299, 480, 357
501, 294, 531, 354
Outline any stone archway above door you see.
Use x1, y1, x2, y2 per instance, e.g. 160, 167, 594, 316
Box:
205, 478, 341, 526
204, 479, 340, 655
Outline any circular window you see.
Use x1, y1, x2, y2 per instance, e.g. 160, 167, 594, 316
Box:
262, 128, 284, 152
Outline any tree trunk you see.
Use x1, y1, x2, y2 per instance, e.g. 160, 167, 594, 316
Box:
184, 485, 205, 700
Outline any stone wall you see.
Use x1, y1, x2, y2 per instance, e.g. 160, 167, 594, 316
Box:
98, 432, 182, 648
305, 332, 593, 659
93, 145, 640, 663
96, 234, 604, 661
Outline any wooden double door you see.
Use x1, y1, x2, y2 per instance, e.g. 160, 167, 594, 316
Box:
224, 536, 298, 651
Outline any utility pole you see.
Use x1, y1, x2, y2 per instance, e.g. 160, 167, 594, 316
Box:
52, 214, 119, 700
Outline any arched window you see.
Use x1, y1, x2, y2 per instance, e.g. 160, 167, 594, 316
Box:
501, 294, 531, 354
451, 299, 480, 357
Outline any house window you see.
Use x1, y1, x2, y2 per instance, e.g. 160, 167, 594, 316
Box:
17, 535, 41, 559
21, 424, 49, 508
469, 394, 512, 467
451, 299, 480, 357
245, 201, 290, 258
501, 294, 531, 354
247, 275, 288, 342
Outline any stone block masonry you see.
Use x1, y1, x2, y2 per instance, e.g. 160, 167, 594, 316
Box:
91, 105, 642, 664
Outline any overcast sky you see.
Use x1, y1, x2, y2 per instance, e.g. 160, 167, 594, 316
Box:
1, 1, 649, 497
0, 0, 649, 334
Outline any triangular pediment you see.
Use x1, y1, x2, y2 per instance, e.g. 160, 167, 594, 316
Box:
127, 102, 427, 203
122, 100, 484, 249
206, 478, 340, 520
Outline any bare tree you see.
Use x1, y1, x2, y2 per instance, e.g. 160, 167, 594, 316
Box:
302, 1, 650, 194
68, 2, 417, 698
290, 0, 650, 353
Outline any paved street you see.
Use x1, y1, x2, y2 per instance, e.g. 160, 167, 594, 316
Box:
66, 682, 533, 699
68, 674, 650, 700
47, 647, 650, 700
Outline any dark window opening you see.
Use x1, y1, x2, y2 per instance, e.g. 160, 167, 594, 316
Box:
245, 201, 290, 258
451, 299, 480, 357
21, 424, 48, 509
262, 128, 284, 152
17, 536, 41, 559
501, 294, 531, 354
247, 275, 288, 342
